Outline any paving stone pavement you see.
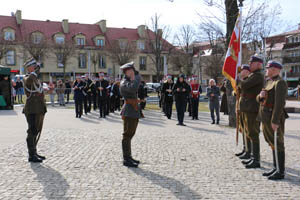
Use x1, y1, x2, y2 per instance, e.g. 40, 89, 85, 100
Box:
0, 106, 300, 200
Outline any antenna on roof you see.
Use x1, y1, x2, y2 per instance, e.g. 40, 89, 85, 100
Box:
11, 12, 15, 16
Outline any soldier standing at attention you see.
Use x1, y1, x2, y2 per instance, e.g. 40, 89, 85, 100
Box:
120, 62, 141, 168
22, 58, 47, 163
235, 65, 252, 161
257, 61, 288, 180
238, 55, 264, 169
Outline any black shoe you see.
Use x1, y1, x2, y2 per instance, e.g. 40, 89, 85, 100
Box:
28, 155, 43, 163
195, 118, 199, 120
35, 153, 46, 160
76, 115, 78, 118
235, 150, 245, 157
245, 160, 260, 169
176, 123, 180, 125
268, 171, 285, 180
262, 168, 276, 177
239, 152, 251, 160
79, 115, 82, 118
130, 157, 140, 164
211, 121, 215, 124
123, 159, 138, 168
242, 159, 252, 165
180, 123, 186, 126
216, 121, 219, 124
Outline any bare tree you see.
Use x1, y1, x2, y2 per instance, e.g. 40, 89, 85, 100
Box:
108, 39, 136, 66
51, 41, 75, 81
146, 13, 174, 82
23, 35, 50, 63
173, 25, 196, 75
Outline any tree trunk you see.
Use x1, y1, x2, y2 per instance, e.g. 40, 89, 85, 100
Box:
225, 0, 239, 127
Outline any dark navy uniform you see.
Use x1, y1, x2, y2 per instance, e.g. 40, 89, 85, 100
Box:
73, 79, 85, 118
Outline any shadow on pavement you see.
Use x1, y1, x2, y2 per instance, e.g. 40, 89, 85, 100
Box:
261, 161, 300, 186
30, 163, 69, 200
130, 168, 202, 200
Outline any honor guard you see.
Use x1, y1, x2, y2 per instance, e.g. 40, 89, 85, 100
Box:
22, 58, 47, 163
190, 75, 202, 120
120, 62, 141, 168
235, 65, 252, 159
161, 75, 174, 119
257, 61, 288, 180
237, 55, 264, 169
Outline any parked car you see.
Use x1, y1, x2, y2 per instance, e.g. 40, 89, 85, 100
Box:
288, 87, 298, 97
146, 82, 161, 93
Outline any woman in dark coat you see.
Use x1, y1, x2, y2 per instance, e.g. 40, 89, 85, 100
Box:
220, 79, 228, 115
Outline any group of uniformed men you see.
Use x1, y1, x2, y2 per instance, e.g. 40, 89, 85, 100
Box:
72, 72, 122, 118
236, 55, 288, 180
22, 56, 289, 179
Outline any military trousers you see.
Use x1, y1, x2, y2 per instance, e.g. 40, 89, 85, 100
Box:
25, 114, 45, 157
98, 98, 107, 117
262, 117, 285, 153
244, 112, 260, 160
75, 98, 83, 116
176, 99, 186, 124
122, 117, 139, 159
83, 93, 92, 113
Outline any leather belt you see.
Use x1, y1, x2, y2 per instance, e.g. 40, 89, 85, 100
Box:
125, 98, 140, 111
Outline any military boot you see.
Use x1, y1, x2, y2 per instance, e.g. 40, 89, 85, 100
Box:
245, 141, 260, 169
239, 139, 251, 159
268, 151, 285, 180
35, 153, 46, 160
123, 159, 138, 168
28, 155, 43, 163
235, 149, 245, 157
263, 150, 276, 176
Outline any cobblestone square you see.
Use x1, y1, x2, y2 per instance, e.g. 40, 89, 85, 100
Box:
0, 106, 300, 199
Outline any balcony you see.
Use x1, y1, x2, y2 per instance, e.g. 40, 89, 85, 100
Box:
282, 56, 300, 64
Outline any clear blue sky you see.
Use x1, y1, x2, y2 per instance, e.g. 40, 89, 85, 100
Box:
0, 0, 298, 37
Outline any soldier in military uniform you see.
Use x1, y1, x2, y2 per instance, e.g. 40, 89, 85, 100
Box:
22, 58, 47, 163
73, 75, 85, 118
257, 61, 288, 180
235, 65, 252, 159
120, 62, 141, 168
237, 55, 264, 169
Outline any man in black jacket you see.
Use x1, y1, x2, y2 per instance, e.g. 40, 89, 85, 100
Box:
206, 79, 221, 124
96, 72, 109, 118
162, 75, 174, 119
173, 74, 191, 126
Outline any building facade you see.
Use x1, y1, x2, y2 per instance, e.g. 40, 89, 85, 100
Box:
0, 10, 179, 82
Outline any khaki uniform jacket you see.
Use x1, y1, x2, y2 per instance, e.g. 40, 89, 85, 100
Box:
256, 75, 288, 125
238, 69, 264, 113
120, 74, 141, 119
23, 73, 47, 115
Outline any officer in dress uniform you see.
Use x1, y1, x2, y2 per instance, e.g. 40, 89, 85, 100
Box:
257, 61, 288, 180
237, 55, 264, 169
120, 62, 141, 168
96, 72, 109, 118
235, 65, 252, 159
91, 74, 98, 111
190, 75, 202, 120
22, 58, 47, 163
161, 75, 174, 119
73, 75, 85, 118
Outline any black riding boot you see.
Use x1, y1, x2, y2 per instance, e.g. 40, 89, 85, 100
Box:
268, 151, 285, 180
239, 138, 252, 160
245, 140, 260, 168
263, 150, 276, 176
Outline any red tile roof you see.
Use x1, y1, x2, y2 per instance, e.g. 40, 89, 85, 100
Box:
0, 14, 172, 50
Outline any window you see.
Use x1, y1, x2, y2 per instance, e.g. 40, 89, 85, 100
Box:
6, 50, 15, 65
98, 55, 106, 68
139, 56, 147, 71
4, 31, 15, 41
55, 36, 65, 44
137, 41, 145, 50
119, 40, 127, 49
79, 54, 87, 68
76, 38, 85, 46
33, 34, 43, 44
57, 53, 64, 68
96, 39, 104, 47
